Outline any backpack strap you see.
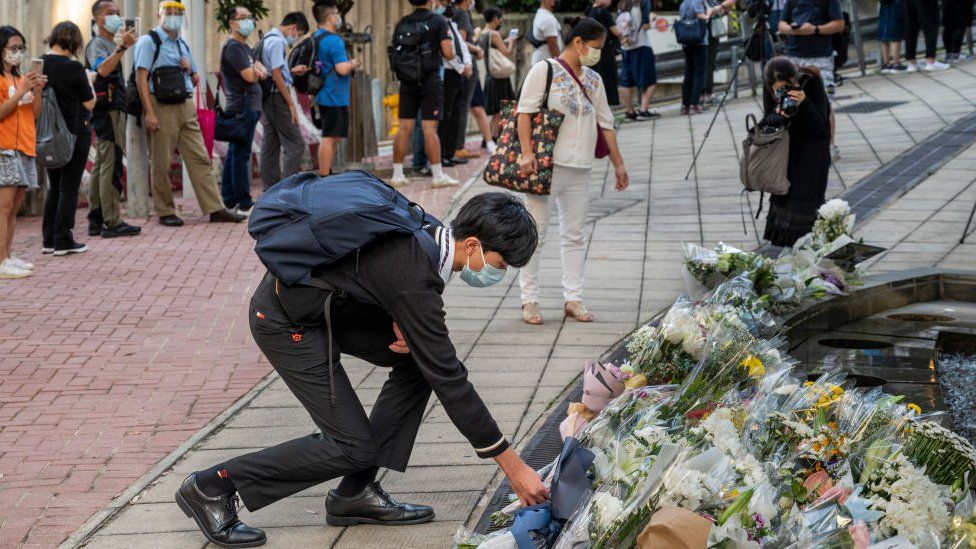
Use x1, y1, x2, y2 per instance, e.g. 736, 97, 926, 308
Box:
147, 30, 164, 72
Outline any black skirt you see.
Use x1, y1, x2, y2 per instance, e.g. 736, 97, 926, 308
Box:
484, 76, 515, 116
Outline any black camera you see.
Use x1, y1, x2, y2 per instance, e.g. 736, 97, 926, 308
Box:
774, 85, 800, 117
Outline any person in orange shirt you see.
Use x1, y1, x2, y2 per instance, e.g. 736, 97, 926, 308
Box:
0, 26, 46, 279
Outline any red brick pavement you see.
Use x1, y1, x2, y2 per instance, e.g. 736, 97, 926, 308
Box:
0, 156, 484, 548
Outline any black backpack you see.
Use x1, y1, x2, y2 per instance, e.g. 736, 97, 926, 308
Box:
387, 12, 436, 83
289, 31, 331, 95
85, 40, 125, 113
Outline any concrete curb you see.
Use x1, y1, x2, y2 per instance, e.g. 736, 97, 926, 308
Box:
59, 370, 281, 549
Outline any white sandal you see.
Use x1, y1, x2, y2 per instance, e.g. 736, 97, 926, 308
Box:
522, 302, 544, 325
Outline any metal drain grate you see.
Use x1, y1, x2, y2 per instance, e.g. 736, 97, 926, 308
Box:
834, 100, 908, 114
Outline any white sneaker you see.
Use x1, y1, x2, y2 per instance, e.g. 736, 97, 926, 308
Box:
925, 60, 950, 71
389, 176, 409, 188
905, 63, 919, 73
486, 141, 498, 155
41, 247, 54, 254
0, 258, 31, 279
9, 256, 33, 270
235, 206, 252, 218
431, 173, 459, 188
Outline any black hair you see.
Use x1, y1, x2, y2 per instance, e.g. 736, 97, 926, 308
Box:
451, 193, 538, 268
47, 21, 85, 57
222, 6, 246, 28
483, 6, 503, 24
313, 0, 338, 24
0, 26, 25, 76
91, 0, 115, 17
563, 16, 606, 47
409, 0, 429, 6
763, 56, 798, 89
281, 11, 310, 34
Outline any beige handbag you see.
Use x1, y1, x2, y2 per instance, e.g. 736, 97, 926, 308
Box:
487, 32, 516, 79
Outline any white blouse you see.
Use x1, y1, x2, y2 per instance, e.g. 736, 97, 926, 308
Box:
517, 59, 615, 170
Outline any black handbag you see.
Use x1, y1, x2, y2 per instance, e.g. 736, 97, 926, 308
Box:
213, 91, 250, 143
674, 18, 707, 45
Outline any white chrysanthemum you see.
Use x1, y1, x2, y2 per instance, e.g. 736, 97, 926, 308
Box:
591, 492, 624, 530
869, 454, 949, 546
818, 198, 850, 220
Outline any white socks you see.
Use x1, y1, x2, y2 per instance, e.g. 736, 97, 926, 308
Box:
430, 163, 444, 179
392, 163, 405, 180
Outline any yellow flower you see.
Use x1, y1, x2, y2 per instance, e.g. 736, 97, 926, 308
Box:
907, 403, 921, 415
624, 374, 648, 390
740, 355, 765, 377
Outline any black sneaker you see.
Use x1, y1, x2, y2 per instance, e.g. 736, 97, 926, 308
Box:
639, 110, 661, 119
414, 165, 432, 177
101, 222, 142, 238
624, 111, 644, 122
53, 242, 88, 257
88, 223, 102, 237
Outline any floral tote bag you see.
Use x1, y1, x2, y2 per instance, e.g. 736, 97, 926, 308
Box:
483, 61, 564, 196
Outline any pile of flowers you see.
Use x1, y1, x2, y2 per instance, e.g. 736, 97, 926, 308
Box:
455, 200, 976, 549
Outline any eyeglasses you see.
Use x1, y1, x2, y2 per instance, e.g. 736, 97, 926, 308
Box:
5, 46, 26, 53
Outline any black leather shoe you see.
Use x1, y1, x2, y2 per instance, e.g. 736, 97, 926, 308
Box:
176, 473, 266, 548
325, 482, 435, 526
159, 215, 184, 227
210, 209, 246, 223
101, 222, 142, 238
88, 224, 102, 237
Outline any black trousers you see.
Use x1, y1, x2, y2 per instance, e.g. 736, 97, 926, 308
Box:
455, 69, 479, 151
704, 35, 720, 95
228, 275, 433, 512
43, 131, 92, 250
438, 70, 466, 160
905, 0, 940, 60
682, 45, 708, 108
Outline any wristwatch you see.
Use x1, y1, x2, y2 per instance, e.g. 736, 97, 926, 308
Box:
814, 25, 820, 35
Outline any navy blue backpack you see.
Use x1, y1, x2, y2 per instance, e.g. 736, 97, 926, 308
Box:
248, 171, 442, 287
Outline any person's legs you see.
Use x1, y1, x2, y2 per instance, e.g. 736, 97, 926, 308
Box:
682, 46, 695, 108
471, 105, 493, 146
233, 112, 260, 210
455, 72, 477, 155
438, 72, 462, 161
177, 101, 226, 216
704, 35, 719, 99
639, 47, 658, 112
278, 99, 305, 181
99, 111, 126, 228
421, 120, 441, 166
881, 41, 891, 65
553, 166, 591, 304
640, 85, 657, 112
519, 192, 552, 305
147, 99, 180, 218
88, 133, 105, 232
692, 46, 708, 107
42, 166, 62, 248
259, 96, 282, 189
920, 0, 940, 61
621, 49, 636, 114
52, 132, 92, 250
221, 138, 238, 209
0, 186, 17, 259
411, 110, 427, 170
905, 0, 921, 62
319, 136, 339, 176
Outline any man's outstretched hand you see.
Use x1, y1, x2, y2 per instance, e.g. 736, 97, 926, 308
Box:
495, 448, 549, 506
389, 322, 410, 354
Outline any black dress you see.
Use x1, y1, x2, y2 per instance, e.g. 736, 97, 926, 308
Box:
585, 5, 621, 106
762, 72, 831, 247
483, 31, 515, 115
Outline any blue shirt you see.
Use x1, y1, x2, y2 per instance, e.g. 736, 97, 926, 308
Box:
313, 29, 349, 107
133, 26, 197, 94
261, 28, 292, 86
782, 0, 843, 58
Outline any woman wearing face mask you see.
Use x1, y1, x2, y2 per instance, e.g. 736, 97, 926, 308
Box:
481, 7, 516, 141
219, 6, 266, 216
41, 21, 96, 257
515, 17, 629, 325
761, 57, 831, 247
0, 26, 46, 278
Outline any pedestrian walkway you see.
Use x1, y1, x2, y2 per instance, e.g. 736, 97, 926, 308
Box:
7, 63, 976, 549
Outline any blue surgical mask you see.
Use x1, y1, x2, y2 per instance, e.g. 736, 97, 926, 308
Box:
459, 245, 506, 288
237, 18, 255, 37
285, 33, 297, 46
162, 15, 184, 32
103, 15, 124, 34
433, 5, 446, 15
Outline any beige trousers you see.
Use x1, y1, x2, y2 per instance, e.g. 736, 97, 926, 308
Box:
146, 96, 223, 217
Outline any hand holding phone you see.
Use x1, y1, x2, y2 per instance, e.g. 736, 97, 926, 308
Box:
508, 28, 519, 39
29, 58, 43, 76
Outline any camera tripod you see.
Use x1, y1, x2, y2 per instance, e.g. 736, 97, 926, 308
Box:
962, 195, 976, 244
684, 5, 772, 181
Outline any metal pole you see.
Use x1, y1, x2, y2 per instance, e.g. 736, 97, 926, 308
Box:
730, 45, 739, 99
181, 0, 208, 204
124, 0, 149, 217
848, 0, 867, 76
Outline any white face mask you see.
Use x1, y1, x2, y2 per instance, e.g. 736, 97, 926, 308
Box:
580, 44, 601, 67
4, 50, 24, 67
162, 14, 184, 32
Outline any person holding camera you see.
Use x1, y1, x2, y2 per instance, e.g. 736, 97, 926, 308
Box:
134, 0, 245, 227
761, 56, 830, 247
86, 0, 141, 240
